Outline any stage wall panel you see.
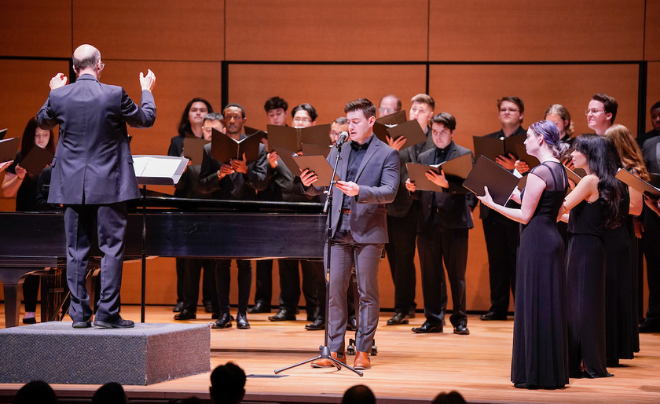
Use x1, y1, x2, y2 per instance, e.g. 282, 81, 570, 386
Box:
72, 0, 225, 61
0, 1, 72, 58
647, 62, 660, 132
645, 0, 660, 62
429, 0, 645, 62
225, 0, 429, 62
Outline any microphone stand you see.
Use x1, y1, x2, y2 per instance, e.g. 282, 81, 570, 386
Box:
275, 137, 363, 377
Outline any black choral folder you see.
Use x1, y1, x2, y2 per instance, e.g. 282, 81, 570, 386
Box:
0, 137, 20, 163
463, 156, 520, 206
20, 146, 54, 176
301, 142, 331, 158
293, 154, 340, 187
615, 168, 660, 200
473, 135, 528, 163
0, 128, 7, 140
272, 146, 299, 174
564, 166, 585, 185
182, 137, 210, 165
211, 129, 264, 164
267, 124, 332, 152
406, 153, 474, 192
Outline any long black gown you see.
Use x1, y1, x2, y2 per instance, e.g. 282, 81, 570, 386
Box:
566, 197, 611, 378
512, 161, 569, 388
604, 188, 637, 364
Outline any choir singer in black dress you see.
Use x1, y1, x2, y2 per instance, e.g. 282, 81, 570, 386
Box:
477, 120, 569, 389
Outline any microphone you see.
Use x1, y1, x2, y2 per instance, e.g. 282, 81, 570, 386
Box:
336, 131, 349, 147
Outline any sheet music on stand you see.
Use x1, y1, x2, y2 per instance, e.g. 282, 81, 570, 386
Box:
133, 155, 188, 185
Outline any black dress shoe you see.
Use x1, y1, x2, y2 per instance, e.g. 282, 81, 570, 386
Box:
347, 316, 357, 331
174, 309, 196, 320
212, 313, 232, 329
173, 302, 184, 313
94, 318, 134, 328
72, 320, 92, 328
480, 311, 507, 321
248, 301, 271, 314
23, 317, 37, 325
268, 308, 296, 321
639, 320, 660, 333
236, 313, 250, 329
454, 324, 470, 335
305, 318, 325, 330
387, 312, 409, 325
412, 321, 443, 333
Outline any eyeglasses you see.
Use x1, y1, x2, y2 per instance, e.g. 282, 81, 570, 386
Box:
585, 108, 604, 115
293, 117, 311, 123
202, 127, 216, 133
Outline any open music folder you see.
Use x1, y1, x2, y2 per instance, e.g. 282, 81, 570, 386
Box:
463, 156, 520, 206
132, 155, 188, 185
473, 135, 529, 164
293, 154, 341, 187
0, 129, 7, 140
267, 124, 332, 152
182, 137, 210, 165
20, 146, 54, 176
406, 153, 474, 192
210, 129, 265, 164
616, 168, 660, 199
0, 137, 20, 163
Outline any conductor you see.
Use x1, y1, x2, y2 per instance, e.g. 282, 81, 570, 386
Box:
37, 44, 157, 328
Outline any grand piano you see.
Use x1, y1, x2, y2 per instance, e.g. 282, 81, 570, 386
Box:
0, 195, 327, 327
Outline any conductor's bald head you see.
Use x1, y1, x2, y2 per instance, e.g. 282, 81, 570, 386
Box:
73, 44, 102, 77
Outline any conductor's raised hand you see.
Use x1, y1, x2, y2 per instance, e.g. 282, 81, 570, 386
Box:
49, 73, 67, 90
230, 153, 248, 174
336, 181, 360, 197
405, 178, 416, 192
476, 186, 494, 207
139, 69, 156, 92
300, 169, 318, 187
426, 169, 448, 188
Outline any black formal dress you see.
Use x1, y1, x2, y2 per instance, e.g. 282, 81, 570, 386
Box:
566, 198, 610, 378
604, 189, 637, 363
512, 162, 569, 388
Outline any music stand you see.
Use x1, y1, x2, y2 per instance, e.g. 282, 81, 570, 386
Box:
132, 155, 188, 322
274, 144, 363, 377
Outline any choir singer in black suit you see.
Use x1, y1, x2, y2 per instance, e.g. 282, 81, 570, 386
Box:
37, 44, 156, 328
405, 113, 475, 335
300, 98, 399, 370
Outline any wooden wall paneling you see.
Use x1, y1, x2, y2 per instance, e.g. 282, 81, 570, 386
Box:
646, 62, 660, 132
99, 60, 223, 158
644, 0, 660, 61
429, 0, 645, 61
0, 2, 72, 58
429, 63, 639, 312
225, 0, 429, 62
227, 64, 427, 130
72, 0, 224, 61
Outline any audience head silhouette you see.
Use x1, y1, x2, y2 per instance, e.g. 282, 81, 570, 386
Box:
432, 391, 467, 404
14, 380, 57, 404
341, 384, 375, 404
210, 362, 246, 404
91, 382, 127, 404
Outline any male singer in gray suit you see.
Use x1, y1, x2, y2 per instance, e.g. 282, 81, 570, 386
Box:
301, 98, 399, 370
37, 44, 156, 329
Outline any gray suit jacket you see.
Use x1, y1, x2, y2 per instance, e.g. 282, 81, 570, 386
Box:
306, 135, 399, 243
37, 74, 156, 205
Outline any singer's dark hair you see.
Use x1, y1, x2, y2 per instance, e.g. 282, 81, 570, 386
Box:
178, 98, 213, 137
292, 103, 317, 121
592, 93, 618, 123
333, 117, 348, 125
430, 113, 456, 131
344, 98, 376, 119
573, 134, 622, 229
264, 96, 288, 113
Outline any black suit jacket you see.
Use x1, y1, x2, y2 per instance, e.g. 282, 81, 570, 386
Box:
387, 128, 435, 218
413, 142, 475, 232
37, 74, 156, 204
198, 138, 268, 199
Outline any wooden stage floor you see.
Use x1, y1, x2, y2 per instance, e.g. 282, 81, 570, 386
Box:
1, 305, 660, 404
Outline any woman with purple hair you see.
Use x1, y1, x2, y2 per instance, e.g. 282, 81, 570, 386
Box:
478, 120, 570, 389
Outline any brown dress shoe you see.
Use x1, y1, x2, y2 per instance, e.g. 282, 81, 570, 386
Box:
353, 351, 371, 370
311, 352, 346, 368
